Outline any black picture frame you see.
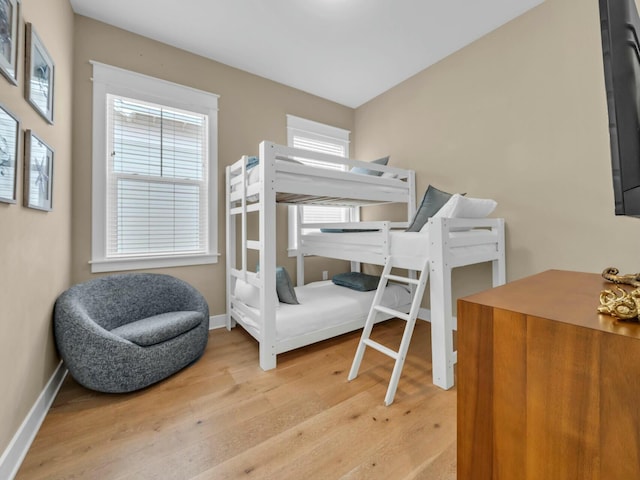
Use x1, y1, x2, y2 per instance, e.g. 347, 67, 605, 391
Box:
25, 23, 54, 124
24, 129, 53, 211
0, 0, 19, 85
0, 103, 19, 203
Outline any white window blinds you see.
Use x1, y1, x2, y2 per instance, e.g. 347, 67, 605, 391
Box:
91, 62, 218, 272
107, 95, 208, 257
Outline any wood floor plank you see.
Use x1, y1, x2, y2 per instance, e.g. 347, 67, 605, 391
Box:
193, 390, 379, 480
116, 392, 329, 480
339, 386, 455, 479
408, 439, 457, 480
16, 320, 456, 480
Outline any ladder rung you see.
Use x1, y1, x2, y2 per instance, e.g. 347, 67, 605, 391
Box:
384, 274, 420, 285
246, 240, 260, 250
230, 204, 260, 216
363, 339, 399, 360
374, 305, 410, 321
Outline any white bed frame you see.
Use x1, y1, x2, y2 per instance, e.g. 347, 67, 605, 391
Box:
226, 141, 505, 390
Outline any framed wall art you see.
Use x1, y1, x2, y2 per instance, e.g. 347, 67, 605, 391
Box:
0, 103, 19, 203
25, 23, 54, 123
24, 129, 53, 211
0, 0, 19, 85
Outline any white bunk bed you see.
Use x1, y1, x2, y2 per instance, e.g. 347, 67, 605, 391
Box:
226, 141, 505, 390
299, 217, 505, 389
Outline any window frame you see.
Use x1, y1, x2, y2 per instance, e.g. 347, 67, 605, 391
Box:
286, 114, 352, 256
90, 61, 219, 273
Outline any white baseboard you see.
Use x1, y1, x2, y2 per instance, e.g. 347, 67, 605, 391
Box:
417, 308, 457, 331
0, 361, 67, 480
418, 307, 431, 321
209, 313, 227, 330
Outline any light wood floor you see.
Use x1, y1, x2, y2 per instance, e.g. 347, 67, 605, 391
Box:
17, 320, 457, 480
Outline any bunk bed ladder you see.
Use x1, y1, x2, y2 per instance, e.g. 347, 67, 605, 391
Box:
348, 255, 429, 406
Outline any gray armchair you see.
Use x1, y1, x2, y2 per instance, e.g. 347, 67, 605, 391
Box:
54, 273, 209, 393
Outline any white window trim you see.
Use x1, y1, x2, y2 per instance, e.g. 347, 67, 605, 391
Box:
286, 115, 350, 143
90, 61, 219, 273
286, 115, 352, 256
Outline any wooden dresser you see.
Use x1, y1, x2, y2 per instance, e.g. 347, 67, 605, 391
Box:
457, 269, 640, 480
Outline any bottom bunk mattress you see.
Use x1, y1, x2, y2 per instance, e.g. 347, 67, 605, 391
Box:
239, 280, 412, 343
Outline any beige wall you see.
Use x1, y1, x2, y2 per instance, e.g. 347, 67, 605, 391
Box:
72, 16, 353, 314
355, 0, 639, 302
0, 0, 74, 455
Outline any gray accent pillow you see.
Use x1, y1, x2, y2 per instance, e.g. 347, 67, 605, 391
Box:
332, 272, 381, 291
246, 156, 259, 170
276, 266, 299, 304
256, 264, 299, 304
110, 310, 204, 347
351, 156, 389, 176
406, 185, 455, 232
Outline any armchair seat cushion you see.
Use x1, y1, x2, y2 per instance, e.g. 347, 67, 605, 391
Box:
111, 311, 205, 347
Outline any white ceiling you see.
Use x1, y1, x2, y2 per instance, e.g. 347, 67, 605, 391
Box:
69, 0, 543, 108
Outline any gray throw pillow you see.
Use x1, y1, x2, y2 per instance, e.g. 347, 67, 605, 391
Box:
351, 156, 389, 176
276, 266, 299, 304
332, 272, 381, 291
256, 264, 299, 304
246, 156, 259, 170
406, 185, 455, 232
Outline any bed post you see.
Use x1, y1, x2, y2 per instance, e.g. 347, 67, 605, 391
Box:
296, 206, 305, 286
225, 165, 235, 330
408, 170, 417, 223
492, 218, 506, 287
259, 141, 278, 370
428, 217, 455, 390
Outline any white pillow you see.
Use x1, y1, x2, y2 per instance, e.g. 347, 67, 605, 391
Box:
420, 194, 497, 231
234, 278, 280, 309
234, 279, 261, 308
431, 194, 461, 220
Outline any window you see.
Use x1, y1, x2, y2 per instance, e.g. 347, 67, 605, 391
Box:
286, 115, 352, 254
90, 62, 219, 272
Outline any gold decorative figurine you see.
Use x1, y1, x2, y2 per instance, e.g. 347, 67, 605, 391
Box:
598, 267, 640, 321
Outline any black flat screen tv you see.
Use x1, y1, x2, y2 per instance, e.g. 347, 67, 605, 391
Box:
599, 0, 640, 216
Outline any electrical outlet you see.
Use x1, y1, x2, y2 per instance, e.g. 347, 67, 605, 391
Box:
322, 270, 328, 280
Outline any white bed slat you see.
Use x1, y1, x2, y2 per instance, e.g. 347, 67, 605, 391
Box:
269, 143, 410, 178
246, 240, 261, 251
